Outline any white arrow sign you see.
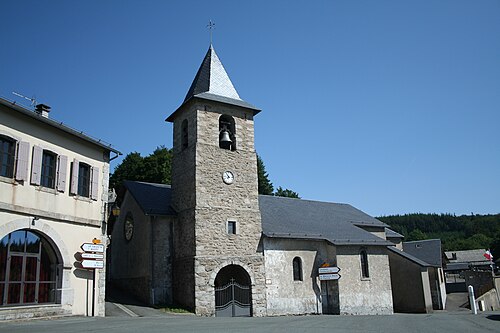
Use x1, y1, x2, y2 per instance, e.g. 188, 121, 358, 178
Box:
81, 253, 104, 259
81, 260, 104, 269
81, 243, 104, 253
319, 273, 341, 281
318, 266, 340, 274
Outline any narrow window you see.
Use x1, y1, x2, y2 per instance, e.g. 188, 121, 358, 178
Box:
219, 115, 236, 151
293, 257, 303, 281
40, 151, 56, 188
77, 163, 90, 197
227, 221, 236, 235
360, 250, 369, 278
181, 119, 188, 150
0, 136, 15, 178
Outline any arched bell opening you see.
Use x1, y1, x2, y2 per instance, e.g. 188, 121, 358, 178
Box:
219, 115, 236, 151
214, 264, 252, 317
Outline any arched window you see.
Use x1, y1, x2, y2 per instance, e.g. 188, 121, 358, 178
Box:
219, 115, 236, 151
0, 136, 16, 178
0, 230, 60, 306
360, 249, 369, 279
292, 257, 303, 281
181, 119, 188, 150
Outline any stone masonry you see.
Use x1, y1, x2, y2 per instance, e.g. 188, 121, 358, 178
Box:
170, 100, 266, 316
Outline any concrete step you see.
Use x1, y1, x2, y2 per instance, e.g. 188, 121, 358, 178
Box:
0, 304, 71, 321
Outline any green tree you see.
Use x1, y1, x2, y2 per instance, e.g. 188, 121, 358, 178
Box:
274, 186, 300, 198
257, 154, 274, 195
407, 229, 427, 241
109, 146, 173, 190
142, 146, 173, 184
109, 152, 144, 189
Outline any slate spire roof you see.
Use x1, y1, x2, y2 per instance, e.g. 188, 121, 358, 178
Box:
167, 44, 259, 122
184, 44, 241, 102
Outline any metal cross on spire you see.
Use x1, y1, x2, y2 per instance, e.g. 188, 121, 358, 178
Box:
207, 20, 215, 45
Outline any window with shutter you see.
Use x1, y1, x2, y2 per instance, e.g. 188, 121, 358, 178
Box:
0, 136, 16, 178
40, 151, 57, 189
77, 163, 90, 197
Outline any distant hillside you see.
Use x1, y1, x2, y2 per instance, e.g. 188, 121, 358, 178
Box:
377, 213, 500, 257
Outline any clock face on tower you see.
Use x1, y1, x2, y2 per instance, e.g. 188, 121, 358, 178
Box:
222, 171, 234, 184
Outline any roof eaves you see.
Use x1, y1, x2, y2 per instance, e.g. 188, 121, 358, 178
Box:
351, 220, 389, 228
166, 94, 260, 122
264, 232, 393, 247
0, 97, 121, 155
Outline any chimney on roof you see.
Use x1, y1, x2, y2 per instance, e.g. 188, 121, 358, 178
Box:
35, 104, 51, 118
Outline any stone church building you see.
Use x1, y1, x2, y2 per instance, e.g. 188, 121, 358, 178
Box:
109, 45, 395, 316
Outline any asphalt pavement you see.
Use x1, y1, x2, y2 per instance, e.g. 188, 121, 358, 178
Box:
1, 285, 498, 333
1, 311, 500, 333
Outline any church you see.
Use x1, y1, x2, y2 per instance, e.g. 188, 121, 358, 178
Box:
109, 44, 395, 316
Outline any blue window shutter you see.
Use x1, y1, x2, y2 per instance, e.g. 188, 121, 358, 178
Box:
57, 155, 68, 192
70, 159, 79, 195
91, 166, 99, 200
31, 146, 42, 185
15, 141, 30, 181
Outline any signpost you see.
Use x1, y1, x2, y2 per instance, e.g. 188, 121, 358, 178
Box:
79, 240, 105, 317
318, 266, 340, 274
81, 253, 104, 260
318, 265, 341, 281
319, 273, 341, 281
81, 260, 105, 269
81, 243, 105, 253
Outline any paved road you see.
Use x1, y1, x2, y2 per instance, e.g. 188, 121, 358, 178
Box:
1, 311, 499, 333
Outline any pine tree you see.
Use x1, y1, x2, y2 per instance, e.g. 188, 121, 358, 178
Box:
257, 154, 274, 195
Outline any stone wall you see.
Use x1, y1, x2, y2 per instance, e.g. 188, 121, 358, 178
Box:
337, 246, 393, 315
194, 256, 267, 316
151, 216, 173, 305
263, 238, 329, 316
110, 192, 152, 304
169, 100, 266, 315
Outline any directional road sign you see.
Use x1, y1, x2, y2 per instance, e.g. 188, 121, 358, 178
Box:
319, 273, 341, 281
318, 266, 340, 274
81, 260, 104, 269
81, 253, 104, 260
81, 243, 105, 253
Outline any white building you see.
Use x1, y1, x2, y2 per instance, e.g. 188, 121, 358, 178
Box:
0, 99, 120, 319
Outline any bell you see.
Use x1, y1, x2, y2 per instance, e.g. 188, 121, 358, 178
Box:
219, 130, 232, 144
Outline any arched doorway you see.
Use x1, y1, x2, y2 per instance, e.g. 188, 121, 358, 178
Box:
0, 230, 61, 306
214, 265, 252, 317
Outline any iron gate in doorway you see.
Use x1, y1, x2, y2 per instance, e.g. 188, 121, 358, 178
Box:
215, 278, 251, 317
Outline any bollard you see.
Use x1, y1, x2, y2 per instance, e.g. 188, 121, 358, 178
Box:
468, 285, 477, 315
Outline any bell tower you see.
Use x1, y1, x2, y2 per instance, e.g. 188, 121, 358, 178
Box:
166, 45, 267, 316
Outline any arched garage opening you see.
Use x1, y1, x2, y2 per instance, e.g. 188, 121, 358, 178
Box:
214, 264, 252, 317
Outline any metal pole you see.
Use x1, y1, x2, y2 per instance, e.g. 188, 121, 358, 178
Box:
468, 285, 477, 315
92, 269, 96, 316
85, 275, 89, 316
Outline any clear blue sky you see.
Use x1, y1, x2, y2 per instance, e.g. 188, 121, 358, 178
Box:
1, 1, 499, 216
